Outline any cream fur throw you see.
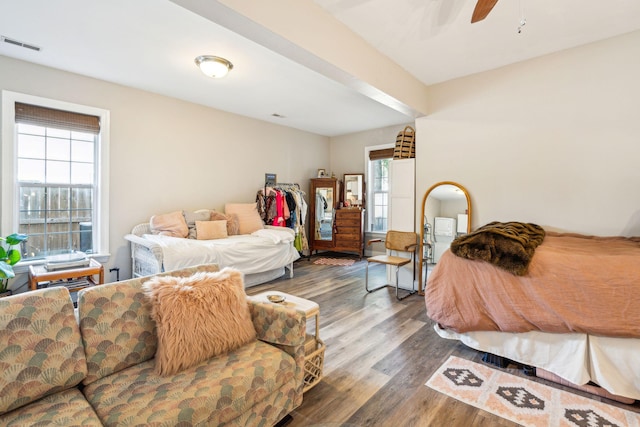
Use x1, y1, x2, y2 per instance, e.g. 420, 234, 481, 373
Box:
142, 267, 256, 376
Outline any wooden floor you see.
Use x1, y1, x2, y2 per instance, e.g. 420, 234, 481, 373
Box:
247, 255, 640, 427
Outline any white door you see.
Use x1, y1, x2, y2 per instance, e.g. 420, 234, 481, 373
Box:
389, 158, 415, 232
388, 158, 415, 287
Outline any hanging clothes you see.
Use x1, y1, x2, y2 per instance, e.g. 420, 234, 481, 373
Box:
256, 183, 309, 254
272, 191, 286, 227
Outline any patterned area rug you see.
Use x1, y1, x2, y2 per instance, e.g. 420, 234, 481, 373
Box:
426, 356, 640, 427
313, 258, 355, 266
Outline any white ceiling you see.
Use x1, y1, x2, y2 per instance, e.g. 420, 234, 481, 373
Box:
2, 0, 640, 137
314, 0, 640, 86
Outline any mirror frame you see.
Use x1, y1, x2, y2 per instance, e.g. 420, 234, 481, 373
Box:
343, 173, 365, 207
418, 181, 472, 295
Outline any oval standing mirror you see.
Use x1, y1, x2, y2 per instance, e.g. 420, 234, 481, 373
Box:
418, 181, 471, 294
343, 173, 364, 207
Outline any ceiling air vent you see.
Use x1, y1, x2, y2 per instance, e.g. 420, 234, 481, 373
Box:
1, 36, 41, 52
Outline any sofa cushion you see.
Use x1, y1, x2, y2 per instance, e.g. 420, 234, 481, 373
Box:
82, 340, 298, 426
150, 210, 188, 238
196, 219, 227, 240
183, 210, 211, 239
78, 264, 221, 385
210, 211, 240, 236
0, 388, 102, 427
142, 267, 256, 376
224, 203, 264, 234
0, 287, 87, 416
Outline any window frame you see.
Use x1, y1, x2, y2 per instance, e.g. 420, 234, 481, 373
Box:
365, 143, 394, 234
1, 90, 110, 269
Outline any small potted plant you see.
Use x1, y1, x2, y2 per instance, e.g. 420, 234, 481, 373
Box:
0, 233, 28, 297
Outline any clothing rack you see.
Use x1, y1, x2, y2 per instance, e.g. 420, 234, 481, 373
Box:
272, 182, 301, 190
256, 182, 309, 255
263, 182, 302, 199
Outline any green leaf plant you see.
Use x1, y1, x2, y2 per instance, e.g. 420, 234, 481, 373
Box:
0, 233, 28, 294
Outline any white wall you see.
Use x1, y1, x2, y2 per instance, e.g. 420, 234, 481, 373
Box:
416, 30, 640, 237
0, 55, 329, 280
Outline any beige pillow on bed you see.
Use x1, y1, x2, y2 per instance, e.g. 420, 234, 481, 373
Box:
150, 211, 189, 238
210, 211, 240, 236
142, 268, 256, 376
183, 210, 211, 239
196, 220, 227, 240
224, 203, 264, 235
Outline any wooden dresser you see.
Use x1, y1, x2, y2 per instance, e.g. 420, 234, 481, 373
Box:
333, 208, 365, 258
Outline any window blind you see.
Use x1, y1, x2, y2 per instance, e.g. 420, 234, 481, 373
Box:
369, 148, 394, 161
15, 102, 100, 134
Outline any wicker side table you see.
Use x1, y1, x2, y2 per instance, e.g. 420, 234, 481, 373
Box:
249, 291, 325, 392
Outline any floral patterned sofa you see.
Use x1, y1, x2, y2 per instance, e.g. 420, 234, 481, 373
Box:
0, 264, 306, 426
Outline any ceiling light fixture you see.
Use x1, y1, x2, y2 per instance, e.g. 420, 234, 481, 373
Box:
194, 55, 233, 78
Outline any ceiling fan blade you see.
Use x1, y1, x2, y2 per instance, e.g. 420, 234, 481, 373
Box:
471, 0, 499, 23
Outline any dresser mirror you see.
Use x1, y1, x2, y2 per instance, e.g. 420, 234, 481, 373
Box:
343, 173, 364, 207
309, 178, 339, 255
315, 187, 334, 241
309, 177, 365, 257
418, 181, 472, 294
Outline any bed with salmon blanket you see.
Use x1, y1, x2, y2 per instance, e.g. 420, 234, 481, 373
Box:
425, 222, 640, 400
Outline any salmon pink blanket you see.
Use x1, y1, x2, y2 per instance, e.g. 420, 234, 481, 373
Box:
425, 232, 640, 338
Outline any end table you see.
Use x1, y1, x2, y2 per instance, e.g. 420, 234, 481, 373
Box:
29, 258, 104, 296
249, 291, 325, 392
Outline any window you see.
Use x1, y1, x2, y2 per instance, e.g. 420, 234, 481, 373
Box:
1, 91, 110, 261
366, 145, 394, 233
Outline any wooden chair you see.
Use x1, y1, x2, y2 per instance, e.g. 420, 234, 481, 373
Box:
365, 230, 418, 300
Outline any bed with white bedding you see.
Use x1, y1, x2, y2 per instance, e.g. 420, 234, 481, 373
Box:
125, 224, 300, 286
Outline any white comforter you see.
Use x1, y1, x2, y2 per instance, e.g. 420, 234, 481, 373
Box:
142, 227, 300, 274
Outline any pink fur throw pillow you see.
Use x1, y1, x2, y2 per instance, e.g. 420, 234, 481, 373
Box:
142, 268, 256, 376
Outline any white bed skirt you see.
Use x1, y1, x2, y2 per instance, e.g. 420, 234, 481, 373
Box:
244, 267, 286, 287
435, 325, 640, 400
